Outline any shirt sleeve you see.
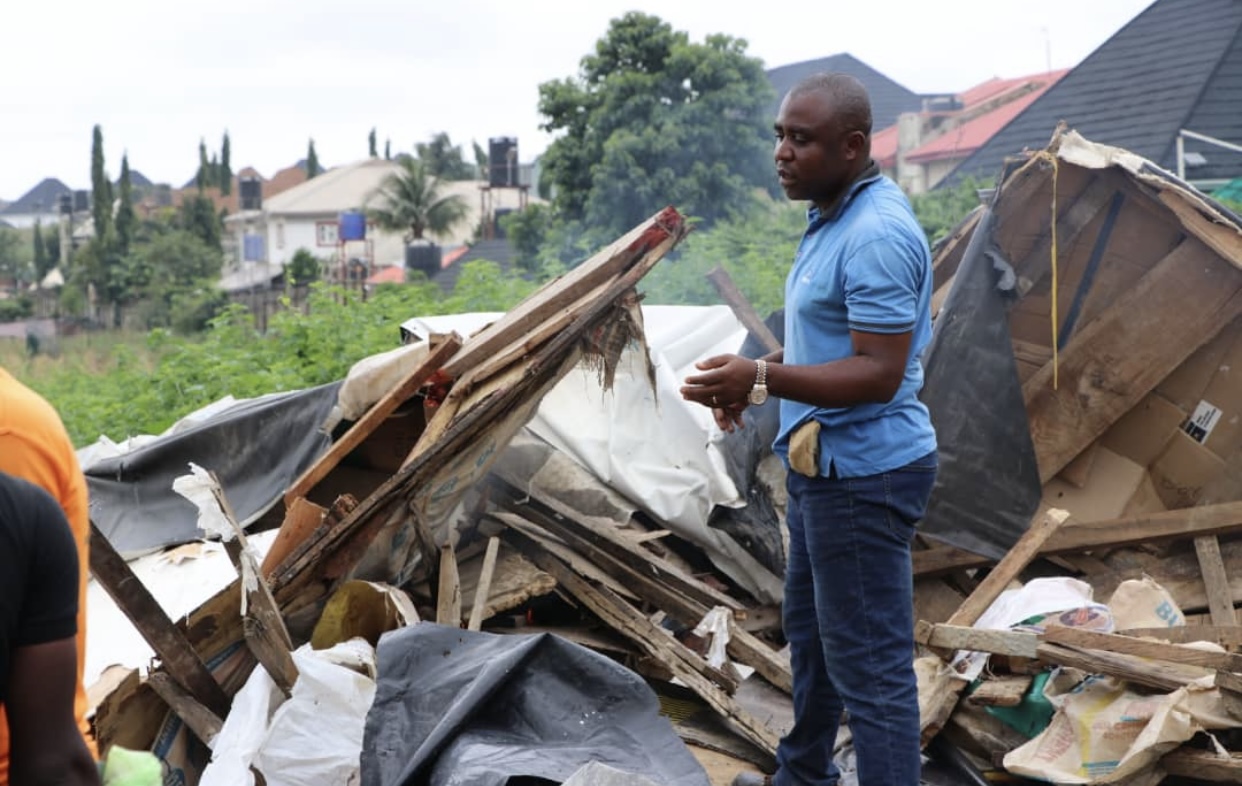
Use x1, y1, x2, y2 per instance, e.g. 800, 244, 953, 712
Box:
15, 485, 79, 647
842, 236, 924, 335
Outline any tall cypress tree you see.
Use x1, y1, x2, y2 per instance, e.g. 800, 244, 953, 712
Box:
369, 128, 378, 158
32, 220, 48, 279
307, 139, 321, 178
116, 154, 136, 256
197, 139, 210, 190
221, 132, 233, 195
384, 139, 391, 160
90, 124, 113, 241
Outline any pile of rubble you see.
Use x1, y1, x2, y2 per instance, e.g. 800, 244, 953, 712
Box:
85, 130, 1242, 786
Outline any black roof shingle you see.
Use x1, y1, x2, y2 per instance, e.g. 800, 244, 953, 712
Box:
765, 53, 924, 130
946, 0, 1242, 185
0, 177, 72, 216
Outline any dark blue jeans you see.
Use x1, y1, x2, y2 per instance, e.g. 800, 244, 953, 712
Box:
775, 451, 937, 786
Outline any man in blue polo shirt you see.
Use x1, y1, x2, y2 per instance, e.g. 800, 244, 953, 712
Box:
682, 72, 937, 786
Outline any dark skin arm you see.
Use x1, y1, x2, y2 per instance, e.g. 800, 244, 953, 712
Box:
7, 638, 101, 786
680, 331, 912, 432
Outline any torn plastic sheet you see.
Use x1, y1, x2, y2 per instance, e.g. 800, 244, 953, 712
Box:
82, 381, 341, 558
919, 207, 1042, 558
361, 625, 710, 786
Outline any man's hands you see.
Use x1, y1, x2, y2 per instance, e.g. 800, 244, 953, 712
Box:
680, 353, 757, 433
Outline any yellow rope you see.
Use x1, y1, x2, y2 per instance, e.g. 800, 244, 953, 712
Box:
1028, 151, 1060, 389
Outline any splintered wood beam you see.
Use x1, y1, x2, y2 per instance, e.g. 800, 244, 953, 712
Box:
146, 673, 224, 748
1042, 625, 1242, 672
466, 537, 501, 632
913, 622, 1039, 659
1036, 642, 1211, 692
966, 676, 1032, 708
1010, 173, 1121, 291
88, 522, 231, 719
436, 542, 462, 627
1024, 239, 1242, 483
943, 509, 1071, 633
283, 334, 461, 507
1117, 625, 1242, 648
913, 501, 1242, 577
1161, 749, 1242, 783
706, 266, 781, 353
506, 530, 779, 754
1194, 536, 1239, 629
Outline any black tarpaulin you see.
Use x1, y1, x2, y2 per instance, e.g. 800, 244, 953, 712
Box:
918, 208, 1043, 558
85, 382, 341, 557
361, 625, 711, 786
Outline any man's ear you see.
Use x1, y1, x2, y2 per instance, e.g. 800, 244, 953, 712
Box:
844, 130, 867, 161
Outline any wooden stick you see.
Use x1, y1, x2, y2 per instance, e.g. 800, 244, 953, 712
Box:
88, 522, 231, 718
706, 266, 781, 353
436, 542, 462, 626
147, 672, 224, 748
1042, 625, 1242, 672
1036, 642, 1210, 692
466, 537, 500, 631
1161, 749, 1242, 783
914, 622, 1039, 659
283, 334, 461, 506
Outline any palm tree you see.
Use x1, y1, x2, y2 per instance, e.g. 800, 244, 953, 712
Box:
367, 156, 470, 244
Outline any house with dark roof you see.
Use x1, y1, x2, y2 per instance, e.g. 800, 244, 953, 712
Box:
945, 0, 1242, 189
765, 53, 923, 131
0, 177, 73, 228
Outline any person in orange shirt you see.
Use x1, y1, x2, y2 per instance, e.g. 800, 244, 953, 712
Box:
0, 367, 97, 782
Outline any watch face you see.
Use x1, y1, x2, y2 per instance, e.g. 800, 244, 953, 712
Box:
748, 387, 768, 406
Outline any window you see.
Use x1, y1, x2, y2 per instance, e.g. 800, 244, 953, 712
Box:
316, 221, 339, 246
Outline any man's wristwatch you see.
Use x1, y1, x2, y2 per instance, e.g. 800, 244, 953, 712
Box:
748, 359, 768, 405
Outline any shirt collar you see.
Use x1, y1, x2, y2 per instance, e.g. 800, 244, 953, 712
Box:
806, 160, 882, 226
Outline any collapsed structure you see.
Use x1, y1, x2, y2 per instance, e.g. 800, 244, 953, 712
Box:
84, 129, 1242, 785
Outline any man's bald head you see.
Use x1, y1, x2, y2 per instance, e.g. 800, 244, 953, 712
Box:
787, 73, 873, 139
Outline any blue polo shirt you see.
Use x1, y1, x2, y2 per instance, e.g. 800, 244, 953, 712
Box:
772, 170, 937, 478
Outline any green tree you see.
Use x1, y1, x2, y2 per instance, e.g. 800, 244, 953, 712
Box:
221, 132, 233, 196
287, 248, 322, 286
197, 138, 210, 190
307, 139, 321, 178
473, 141, 488, 180
369, 128, 378, 158
45, 224, 60, 268
176, 194, 223, 250
90, 124, 114, 241
32, 220, 50, 280
500, 204, 553, 275
384, 138, 392, 161
536, 13, 775, 244
367, 156, 470, 242
116, 154, 136, 257
910, 177, 991, 247
0, 228, 28, 285
414, 132, 475, 180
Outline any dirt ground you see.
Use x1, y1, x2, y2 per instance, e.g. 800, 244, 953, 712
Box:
689, 745, 765, 785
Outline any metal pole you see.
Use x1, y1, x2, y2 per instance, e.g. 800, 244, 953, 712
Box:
1177, 132, 1185, 181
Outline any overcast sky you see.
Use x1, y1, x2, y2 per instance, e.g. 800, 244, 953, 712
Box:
0, 0, 1154, 199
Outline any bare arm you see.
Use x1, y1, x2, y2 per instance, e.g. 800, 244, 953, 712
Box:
681, 330, 910, 413
7, 638, 100, 786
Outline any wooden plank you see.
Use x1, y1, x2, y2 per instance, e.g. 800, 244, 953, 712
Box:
914, 501, 1242, 576
1157, 188, 1242, 268
436, 542, 462, 627
146, 672, 224, 748
1117, 625, 1242, 647
1161, 749, 1242, 783
966, 675, 1032, 707
1042, 625, 1242, 672
1010, 173, 1121, 291
1194, 535, 1239, 628
87, 522, 232, 718
706, 266, 781, 353
944, 509, 1071, 631
466, 537, 501, 631
1024, 239, 1242, 482
1035, 642, 1211, 692
260, 497, 326, 579
283, 334, 461, 506
508, 532, 780, 753
209, 477, 299, 696
914, 622, 1040, 659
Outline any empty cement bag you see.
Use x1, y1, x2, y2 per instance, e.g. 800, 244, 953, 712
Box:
361, 624, 711, 786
